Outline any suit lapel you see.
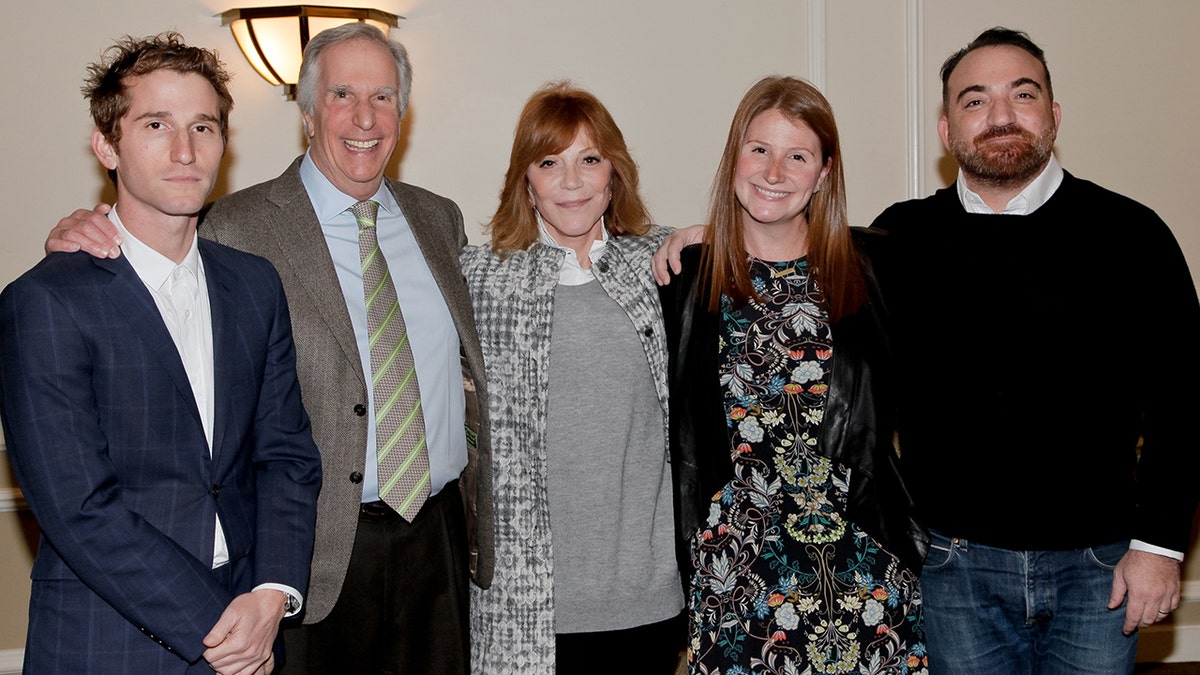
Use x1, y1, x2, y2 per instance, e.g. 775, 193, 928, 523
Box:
264, 162, 366, 388
389, 180, 471, 331
95, 255, 206, 438
391, 181, 449, 289
202, 243, 234, 469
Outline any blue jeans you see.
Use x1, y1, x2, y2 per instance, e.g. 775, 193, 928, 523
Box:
921, 530, 1137, 675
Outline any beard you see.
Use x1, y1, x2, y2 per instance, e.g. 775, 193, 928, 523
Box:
949, 123, 1056, 189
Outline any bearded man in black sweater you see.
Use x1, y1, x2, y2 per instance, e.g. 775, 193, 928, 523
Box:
869, 27, 1200, 674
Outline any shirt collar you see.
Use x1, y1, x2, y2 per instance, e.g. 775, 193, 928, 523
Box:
299, 150, 400, 221
110, 206, 201, 292
956, 154, 1064, 215
537, 214, 609, 285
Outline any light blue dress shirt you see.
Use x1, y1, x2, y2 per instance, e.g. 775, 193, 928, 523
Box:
299, 152, 467, 502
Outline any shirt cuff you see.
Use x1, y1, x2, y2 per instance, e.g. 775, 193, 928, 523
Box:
252, 583, 304, 617
1130, 539, 1185, 562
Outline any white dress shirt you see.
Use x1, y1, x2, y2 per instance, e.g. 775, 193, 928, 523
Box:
956, 154, 1064, 216
111, 208, 303, 612
537, 214, 610, 286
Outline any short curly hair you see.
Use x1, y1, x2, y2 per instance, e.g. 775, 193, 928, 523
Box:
83, 32, 233, 149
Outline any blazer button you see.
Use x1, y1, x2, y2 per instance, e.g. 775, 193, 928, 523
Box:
597, 260, 609, 273
349, 471, 364, 484
643, 327, 653, 337
210, 485, 220, 499
353, 403, 367, 416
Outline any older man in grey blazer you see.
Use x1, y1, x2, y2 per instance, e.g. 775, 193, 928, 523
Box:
49, 23, 492, 675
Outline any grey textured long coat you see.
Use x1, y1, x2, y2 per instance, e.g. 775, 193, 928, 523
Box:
201, 157, 494, 624
461, 229, 671, 674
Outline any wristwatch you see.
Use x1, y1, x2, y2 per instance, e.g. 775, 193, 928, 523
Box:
283, 592, 301, 615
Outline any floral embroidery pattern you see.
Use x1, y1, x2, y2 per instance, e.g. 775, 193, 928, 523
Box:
688, 258, 926, 675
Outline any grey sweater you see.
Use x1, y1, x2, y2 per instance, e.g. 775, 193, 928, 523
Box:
461, 228, 682, 674
545, 280, 682, 633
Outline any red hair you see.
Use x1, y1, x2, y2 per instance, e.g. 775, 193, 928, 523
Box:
487, 81, 650, 254
701, 76, 865, 321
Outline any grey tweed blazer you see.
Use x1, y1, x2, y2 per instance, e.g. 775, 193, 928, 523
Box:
200, 157, 494, 623
460, 228, 670, 673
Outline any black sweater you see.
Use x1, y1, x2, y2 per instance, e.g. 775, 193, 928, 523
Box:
868, 172, 1200, 552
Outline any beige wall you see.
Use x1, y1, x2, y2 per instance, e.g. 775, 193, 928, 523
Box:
1, 0, 1198, 660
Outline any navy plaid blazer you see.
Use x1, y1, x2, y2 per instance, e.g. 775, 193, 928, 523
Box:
0, 238, 322, 672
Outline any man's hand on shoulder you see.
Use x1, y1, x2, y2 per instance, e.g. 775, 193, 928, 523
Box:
203, 589, 288, 675
652, 224, 706, 285
46, 204, 121, 258
1109, 548, 1181, 635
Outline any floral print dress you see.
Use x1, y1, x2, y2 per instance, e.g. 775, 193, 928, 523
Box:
688, 257, 926, 675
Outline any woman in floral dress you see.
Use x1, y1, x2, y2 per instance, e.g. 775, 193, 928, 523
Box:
659, 76, 930, 675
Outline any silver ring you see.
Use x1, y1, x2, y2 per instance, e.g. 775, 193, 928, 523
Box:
1157, 610, 1170, 615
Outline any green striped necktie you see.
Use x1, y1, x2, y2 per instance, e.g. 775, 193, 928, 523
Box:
352, 199, 431, 521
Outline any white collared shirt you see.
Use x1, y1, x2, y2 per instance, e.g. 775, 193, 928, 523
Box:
110, 208, 224, 565
537, 216, 609, 286
956, 155, 1064, 215
111, 208, 304, 612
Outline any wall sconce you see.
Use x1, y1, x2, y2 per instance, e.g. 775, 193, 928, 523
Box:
221, 5, 403, 100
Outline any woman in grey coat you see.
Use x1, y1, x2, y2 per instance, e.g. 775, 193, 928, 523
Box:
461, 82, 684, 674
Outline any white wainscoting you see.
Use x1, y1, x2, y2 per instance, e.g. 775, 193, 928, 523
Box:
0, 487, 25, 513
1138, 580, 1200, 663
0, 648, 21, 674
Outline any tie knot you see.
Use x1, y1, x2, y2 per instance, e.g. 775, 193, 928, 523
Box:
351, 200, 380, 229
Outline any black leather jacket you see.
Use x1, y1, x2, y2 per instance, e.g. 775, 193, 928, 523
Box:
659, 239, 929, 574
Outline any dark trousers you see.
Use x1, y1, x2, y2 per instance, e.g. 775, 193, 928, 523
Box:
282, 481, 470, 674
556, 612, 686, 674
